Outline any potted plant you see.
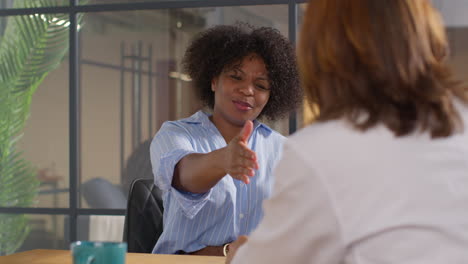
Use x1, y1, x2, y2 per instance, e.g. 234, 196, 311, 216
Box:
0, 0, 82, 255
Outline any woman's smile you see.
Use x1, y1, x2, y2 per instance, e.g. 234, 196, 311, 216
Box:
232, 100, 253, 111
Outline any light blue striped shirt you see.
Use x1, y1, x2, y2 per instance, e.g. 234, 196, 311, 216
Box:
150, 110, 285, 254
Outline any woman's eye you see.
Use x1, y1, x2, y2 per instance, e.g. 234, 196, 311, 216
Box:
230, 75, 241, 80
256, 84, 270, 91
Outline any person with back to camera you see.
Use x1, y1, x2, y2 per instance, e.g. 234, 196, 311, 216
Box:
149, 23, 302, 256
226, 0, 468, 263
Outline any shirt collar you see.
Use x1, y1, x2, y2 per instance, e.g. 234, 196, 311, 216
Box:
181, 110, 273, 135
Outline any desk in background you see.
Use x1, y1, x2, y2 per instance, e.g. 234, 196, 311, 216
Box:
1, 249, 225, 264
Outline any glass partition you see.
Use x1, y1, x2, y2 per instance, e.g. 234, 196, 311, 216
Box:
79, 5, 288, 206
0, 0, 310, 256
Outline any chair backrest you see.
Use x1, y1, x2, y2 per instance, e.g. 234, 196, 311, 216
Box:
123, 178, 164, 253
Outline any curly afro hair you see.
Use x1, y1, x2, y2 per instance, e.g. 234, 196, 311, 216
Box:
182, 23, 302, 121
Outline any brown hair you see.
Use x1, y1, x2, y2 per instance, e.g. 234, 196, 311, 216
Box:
298, 0, 468, 138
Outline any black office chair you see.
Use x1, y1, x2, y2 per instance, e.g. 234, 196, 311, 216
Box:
123, 178, 164, 253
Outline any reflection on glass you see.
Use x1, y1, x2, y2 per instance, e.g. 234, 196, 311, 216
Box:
78, 5, 288, 208
11, 14, 72, 210
0, 9, 70, 211
0, 214, 67, 255
18, 47, 71, 210
0, 0, 68, 9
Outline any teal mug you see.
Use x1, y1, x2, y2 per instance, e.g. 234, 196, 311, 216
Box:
71, 241, 127, 264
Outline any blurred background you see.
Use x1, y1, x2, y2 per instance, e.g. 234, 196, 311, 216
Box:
0, 0, 467, 255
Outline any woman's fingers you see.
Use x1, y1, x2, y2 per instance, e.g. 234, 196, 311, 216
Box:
240, 147, 256, 160
226, 133, 259, 183
239, 157, 257, 170
232, 167, 254, 177
239, 145, 258, 169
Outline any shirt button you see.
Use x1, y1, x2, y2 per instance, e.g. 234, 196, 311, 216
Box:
239, 213, 244, 219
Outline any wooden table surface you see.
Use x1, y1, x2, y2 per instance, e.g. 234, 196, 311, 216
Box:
0, 249, 225, 264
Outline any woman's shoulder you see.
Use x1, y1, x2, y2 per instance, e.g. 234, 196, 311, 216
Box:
254, 124, 286, 152
284, 120, 368, 160
254, 121, 286, 140
288, 120, 348, 143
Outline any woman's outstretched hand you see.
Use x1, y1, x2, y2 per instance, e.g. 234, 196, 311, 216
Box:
224, 120, 259, 184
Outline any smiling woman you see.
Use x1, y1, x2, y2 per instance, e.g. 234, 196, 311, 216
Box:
149, 23, 302, 256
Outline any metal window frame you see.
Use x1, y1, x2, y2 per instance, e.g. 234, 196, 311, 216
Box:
0, 0, 306, 244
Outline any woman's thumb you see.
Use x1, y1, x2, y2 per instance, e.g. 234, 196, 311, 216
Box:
239, 120, 253, 142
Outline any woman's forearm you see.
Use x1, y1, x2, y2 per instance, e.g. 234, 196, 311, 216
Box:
172, 147, 228, 193
172, 122, 258, 193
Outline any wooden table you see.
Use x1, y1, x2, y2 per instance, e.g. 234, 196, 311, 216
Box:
0, 249, 225, 264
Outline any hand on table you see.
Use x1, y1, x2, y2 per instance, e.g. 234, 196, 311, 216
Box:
225, 235, 248, 264
224, 121, 258, 184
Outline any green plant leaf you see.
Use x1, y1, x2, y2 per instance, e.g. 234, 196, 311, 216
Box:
0, 0, 85, 255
